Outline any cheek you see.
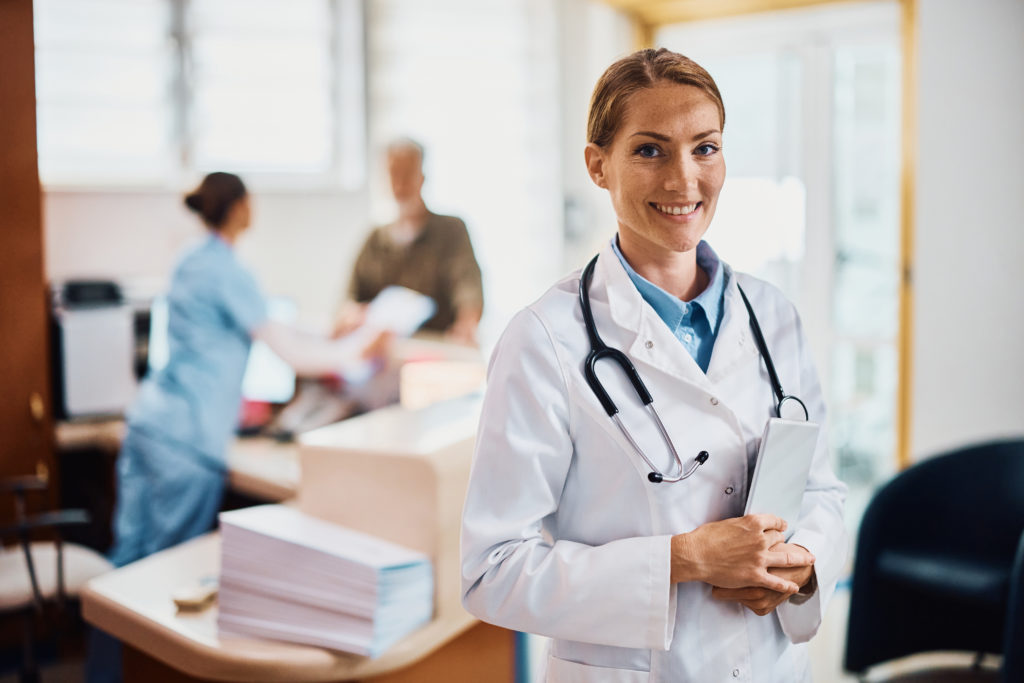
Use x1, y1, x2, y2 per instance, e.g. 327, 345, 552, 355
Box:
702, 164, 726, 203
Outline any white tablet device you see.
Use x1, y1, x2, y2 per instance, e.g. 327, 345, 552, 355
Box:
744, 417, 821, 540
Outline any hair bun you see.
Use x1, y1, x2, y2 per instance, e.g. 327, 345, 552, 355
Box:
184, 192, 203, 213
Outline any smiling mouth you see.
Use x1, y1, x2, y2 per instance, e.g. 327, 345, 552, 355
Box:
651, 202, 701, 216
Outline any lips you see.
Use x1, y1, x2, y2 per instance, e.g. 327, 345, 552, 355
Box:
651, 202, 701, 216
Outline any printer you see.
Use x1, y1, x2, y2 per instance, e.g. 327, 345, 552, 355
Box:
50, 280, 137, 419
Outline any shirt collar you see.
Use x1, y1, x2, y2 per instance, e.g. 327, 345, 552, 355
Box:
610, 236, 726, 333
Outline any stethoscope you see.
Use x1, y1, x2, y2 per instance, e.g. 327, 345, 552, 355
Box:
579, 253, 809, 484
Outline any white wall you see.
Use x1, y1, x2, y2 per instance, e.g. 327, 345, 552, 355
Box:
911, 0, 1024, 458
44, 189, 370, 327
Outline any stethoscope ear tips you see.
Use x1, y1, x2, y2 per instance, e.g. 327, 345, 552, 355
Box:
696, 451, 710, 464
647, 472, 664, 484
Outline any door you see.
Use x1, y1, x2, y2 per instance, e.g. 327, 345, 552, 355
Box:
0, 0, 57, 519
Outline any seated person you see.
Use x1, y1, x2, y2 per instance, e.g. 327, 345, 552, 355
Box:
335, 138, 484, 346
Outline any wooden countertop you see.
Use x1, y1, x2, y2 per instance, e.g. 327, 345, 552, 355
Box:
81, 533, 478, 682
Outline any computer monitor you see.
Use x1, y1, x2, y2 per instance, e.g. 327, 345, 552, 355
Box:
147, 296, 297, 404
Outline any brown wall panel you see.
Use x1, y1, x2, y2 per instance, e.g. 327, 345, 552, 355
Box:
0, 0, 57, 516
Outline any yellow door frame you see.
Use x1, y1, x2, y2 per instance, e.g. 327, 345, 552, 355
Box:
608, 0, 917, 469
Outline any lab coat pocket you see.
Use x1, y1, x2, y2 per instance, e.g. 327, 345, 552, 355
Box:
546, 654, 650, 683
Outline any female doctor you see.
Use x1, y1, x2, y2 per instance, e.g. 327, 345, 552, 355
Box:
460, 49, 847, 682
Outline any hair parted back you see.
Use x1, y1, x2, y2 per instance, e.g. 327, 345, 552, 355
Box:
184, 172, 247, 229
587, 48, 725, 149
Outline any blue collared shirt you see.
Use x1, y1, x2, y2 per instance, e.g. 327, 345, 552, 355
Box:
611, 237, 726, 373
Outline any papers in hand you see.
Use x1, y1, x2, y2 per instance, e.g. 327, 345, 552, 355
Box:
217, 505, 434, 657
338, 286, 436, 386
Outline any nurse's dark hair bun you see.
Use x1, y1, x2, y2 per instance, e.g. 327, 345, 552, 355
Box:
184, 193, 204, 212
183, 172, 247, 230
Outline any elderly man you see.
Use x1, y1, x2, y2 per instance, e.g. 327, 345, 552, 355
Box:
336, 139, 483, 345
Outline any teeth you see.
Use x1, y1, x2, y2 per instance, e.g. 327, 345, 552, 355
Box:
655, 203, 698, 216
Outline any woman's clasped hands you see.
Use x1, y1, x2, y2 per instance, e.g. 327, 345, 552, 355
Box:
671, 514, 815, 616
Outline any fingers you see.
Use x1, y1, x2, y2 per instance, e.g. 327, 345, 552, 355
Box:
770, 548, 815, 569
757, 570, 799, 594
763, 529, 785, 548
749, 514, 787, 533
712, 587, 764, 601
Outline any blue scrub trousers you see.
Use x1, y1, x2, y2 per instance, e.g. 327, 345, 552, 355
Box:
87, 426, 225, 683
107, 426, 225, 568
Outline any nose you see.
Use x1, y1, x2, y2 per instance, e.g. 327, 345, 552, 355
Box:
663, 153, 697, 193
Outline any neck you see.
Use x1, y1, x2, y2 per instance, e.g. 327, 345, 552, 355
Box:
214, 225, 241, 246
397, 196, 428, 223
617, 233, 708, 301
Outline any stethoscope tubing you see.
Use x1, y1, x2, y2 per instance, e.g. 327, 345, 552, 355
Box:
578, 252, 807, 483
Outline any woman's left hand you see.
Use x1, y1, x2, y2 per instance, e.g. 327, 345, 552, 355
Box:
710, 543, 815, 616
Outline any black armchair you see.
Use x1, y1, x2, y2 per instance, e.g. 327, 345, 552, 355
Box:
844, 439, 1024, 682
0, 475, 112, 683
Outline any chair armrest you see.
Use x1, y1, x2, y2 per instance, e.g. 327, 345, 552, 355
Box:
0, 475, 48, 493
0, 509, 90, 538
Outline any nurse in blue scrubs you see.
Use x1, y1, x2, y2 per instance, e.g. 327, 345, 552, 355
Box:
89, 172, 385, 682
108, 171, 382, 567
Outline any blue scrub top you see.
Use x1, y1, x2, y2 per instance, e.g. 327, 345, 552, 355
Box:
129, 234, 267, 465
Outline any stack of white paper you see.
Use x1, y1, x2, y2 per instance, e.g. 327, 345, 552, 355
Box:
217, 505, 434, 657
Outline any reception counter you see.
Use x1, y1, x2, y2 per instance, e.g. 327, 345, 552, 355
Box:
80, 395, 515, 682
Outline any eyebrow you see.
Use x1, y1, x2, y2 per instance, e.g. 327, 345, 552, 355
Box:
629, 129, 722, 142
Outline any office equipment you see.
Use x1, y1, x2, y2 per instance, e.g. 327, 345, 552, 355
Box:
50, 280, 137, 418
217, 504, 433, 657
743, 418, 820, 539
845, 439, 1024, 683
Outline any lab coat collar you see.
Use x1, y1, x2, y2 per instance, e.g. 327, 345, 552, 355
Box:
595, 242, 712, 389
594, 243, 757, 390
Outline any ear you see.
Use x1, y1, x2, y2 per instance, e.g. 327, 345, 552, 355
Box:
584, 143, 609, 190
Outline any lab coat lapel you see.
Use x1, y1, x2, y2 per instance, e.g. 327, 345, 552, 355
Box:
595, 243, 714, 390
706, 266, 759, 383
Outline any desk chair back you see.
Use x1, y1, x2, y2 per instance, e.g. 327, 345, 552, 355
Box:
844, 439, 1024, 681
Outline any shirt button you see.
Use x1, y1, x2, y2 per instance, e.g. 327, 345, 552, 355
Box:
732, 669, 740, 678
645, 340, 654, 349
725, 486, 734, 495
710, 397, 719, 406
683, 333, 693, 343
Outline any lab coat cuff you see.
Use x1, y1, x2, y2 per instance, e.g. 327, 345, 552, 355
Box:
777, 528, 831, 643
650, 534, 676, 651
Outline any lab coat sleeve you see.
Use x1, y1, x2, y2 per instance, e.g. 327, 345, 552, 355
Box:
776, 311, 849, 643
461, 309, 675, 650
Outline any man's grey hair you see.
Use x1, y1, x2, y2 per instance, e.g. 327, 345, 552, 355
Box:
386, 137, 425, 167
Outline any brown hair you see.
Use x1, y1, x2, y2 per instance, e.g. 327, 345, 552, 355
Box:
184, 172, 247, 229
587, 48, 725, 149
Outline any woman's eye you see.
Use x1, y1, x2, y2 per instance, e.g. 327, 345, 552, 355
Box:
635, 144, 661, 158
695, 143, 720, 156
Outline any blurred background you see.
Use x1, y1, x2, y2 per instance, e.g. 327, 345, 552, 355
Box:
1, 0, 1022, 681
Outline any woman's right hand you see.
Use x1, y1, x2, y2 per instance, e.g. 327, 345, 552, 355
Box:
670, 514, 814, 593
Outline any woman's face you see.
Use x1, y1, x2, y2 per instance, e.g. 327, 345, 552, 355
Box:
585, 82, 725, 256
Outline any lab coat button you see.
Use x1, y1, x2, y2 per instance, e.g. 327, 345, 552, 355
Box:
732, 669, 740, 678
710, 396, 719, 406
645, 340, 654, 349
725, 486, 734, 495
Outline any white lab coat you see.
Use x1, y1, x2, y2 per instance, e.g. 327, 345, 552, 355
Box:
461, 242, 848, 682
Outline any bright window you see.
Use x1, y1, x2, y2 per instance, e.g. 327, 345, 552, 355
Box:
34, 0, 365, 188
